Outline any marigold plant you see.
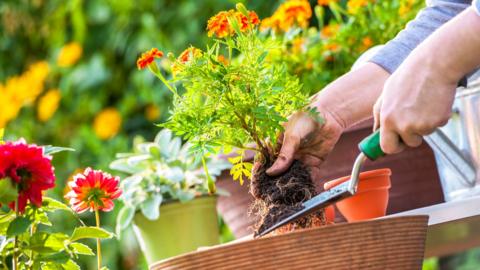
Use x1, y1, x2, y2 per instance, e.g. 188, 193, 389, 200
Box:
140, 4, 315, 192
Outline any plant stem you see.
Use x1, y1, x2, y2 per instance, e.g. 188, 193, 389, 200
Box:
95, 209, 102, 270
149, 65, 178, 96
12, 198, 19, 270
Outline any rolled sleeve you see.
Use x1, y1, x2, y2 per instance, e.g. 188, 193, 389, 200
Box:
369, 0, 471, 74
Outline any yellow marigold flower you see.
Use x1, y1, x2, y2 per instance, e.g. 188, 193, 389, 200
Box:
93, 108, 122, 140
37, 89, 61, 122
321, 23, 340, 38
317, 0, 338, 6
0, 84, 21, 128
261, 0, 312, 32
57, 42, 83, 67
347, 0, 369, 14
145, 104, 161, 121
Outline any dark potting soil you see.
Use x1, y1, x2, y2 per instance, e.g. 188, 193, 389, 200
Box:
249, 159, 326, 237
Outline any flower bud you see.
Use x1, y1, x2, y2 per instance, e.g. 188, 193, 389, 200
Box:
236, 3, 249, 16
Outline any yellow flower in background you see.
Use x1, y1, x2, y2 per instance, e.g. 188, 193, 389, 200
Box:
7, 61, 50, 104
37, 89, 61, 122
93, 108, 122, 140
145, 104, 161, 121
347, 0, 369, 14
0, 84, 21, 128
0, 61, 50, 128
261, 0, 312, 32
57, 42, 83, 67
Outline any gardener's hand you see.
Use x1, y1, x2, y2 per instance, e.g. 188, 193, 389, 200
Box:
373, 8, 480, 154
266, 109, 343, 181
372, 69, 456, 154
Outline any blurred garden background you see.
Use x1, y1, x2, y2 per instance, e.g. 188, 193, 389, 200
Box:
3, 0, 480, 269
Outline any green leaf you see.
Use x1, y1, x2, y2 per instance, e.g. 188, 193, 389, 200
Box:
7, 216, 32, 237
257, 51, 268, 64
62, 260, 81, 270
140, 195, 162, 220
69, 242, 94, 256
29, 232, 68, 254
36, 251, 70, 264
70, 227, 112, 241
42, 197, 74, 213
43, 146, 75, 156
116, 206, 135, 232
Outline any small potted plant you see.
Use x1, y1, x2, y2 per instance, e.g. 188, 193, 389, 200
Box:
109, 129, 230, 264
138, 3, 329, 236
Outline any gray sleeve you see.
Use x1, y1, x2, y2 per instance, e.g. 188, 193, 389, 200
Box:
369, 0, 471, 74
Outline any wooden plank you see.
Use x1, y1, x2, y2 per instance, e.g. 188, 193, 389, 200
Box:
151, 215, 428, 270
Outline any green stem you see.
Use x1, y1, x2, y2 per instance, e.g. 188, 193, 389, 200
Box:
95, 209, 102, 270
12, 198, 19, 270
149, 65, 178, 96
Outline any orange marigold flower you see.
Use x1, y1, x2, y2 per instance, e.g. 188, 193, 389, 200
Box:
178, 47, 203, 64
207, 9, 259, 38
207, 10, 235, 38
361, 37, 373, 49
217, 55, 229, 65
237, 11, 260, 31
324, 43, 340, 52
137, 48, 164, 70
261, 0, 312, 32
321, 23, 340, 38
317, 0, 338, 6
65, 168, 121, 213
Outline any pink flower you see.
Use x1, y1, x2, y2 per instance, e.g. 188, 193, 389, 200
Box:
65, 168, 121, 213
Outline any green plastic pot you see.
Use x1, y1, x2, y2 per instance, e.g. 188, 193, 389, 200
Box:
132, 196, 219, 266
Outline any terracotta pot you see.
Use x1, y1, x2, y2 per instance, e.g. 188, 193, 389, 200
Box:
150, 215, 429, 270
324, 168, 391, 222
216, 120, 444, 238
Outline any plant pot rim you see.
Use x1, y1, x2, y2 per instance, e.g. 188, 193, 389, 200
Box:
323, 168, 392, 191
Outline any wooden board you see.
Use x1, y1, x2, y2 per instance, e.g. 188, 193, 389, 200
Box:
151, 215, 428, 270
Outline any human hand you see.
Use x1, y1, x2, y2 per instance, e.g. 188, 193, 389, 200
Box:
266, 109, 344, 181
373, 55, 457, 154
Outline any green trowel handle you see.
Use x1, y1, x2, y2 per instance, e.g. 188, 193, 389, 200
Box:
358, 130, 385, 161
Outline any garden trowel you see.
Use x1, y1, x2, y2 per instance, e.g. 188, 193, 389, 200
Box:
256, 128, 476, 237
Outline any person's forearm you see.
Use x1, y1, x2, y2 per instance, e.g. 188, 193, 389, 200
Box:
417, 8, 480, 84
311, 63, 390, 129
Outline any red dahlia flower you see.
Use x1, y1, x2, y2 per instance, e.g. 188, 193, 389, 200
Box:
0, 139, 55, 212
65, 168, 121, 213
